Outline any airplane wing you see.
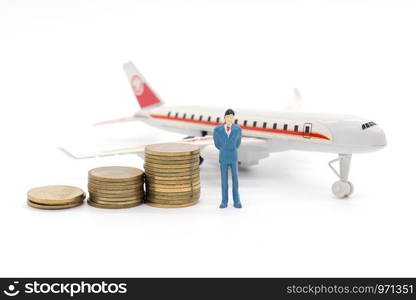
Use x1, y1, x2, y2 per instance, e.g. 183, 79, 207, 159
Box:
94, 115, 142, 126
59, 136, 215, 159
237, 137, 271, 167
60, 135, 272, 166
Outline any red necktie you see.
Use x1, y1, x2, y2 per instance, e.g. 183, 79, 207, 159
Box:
226, 126, 230, 133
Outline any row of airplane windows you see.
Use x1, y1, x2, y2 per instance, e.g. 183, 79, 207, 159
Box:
166, 111, 308, 133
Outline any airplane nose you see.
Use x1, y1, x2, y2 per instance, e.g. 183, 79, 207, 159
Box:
370, 127, 387, 148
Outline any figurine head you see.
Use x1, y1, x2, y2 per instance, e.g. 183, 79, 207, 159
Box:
224, 109, 235, 126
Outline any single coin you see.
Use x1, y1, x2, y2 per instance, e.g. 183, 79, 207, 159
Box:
146, 182, 200, 189
88, 183, 142, 192
144, 167, 199, 175
144, 158, 199, 165
144, 169, 199, 176
89, 194, 144, 202
145, 173, 200, 180
145, 173, 199, 179
144, 162, 199, 169
88, 185, 143, 194
88, 178, 143, 186
88, 189, 143, 196
88, 200, 141, 209
145, 178, 200, 185
145, 143, 200, 156
88, 166, 144, 182
146, 200, 198, 208
146, 190, 201, 198
146, 184, 200, 193
88, 192, 144, 199
27, 185, 85, 205
145, 155, 200, 162
27, 200, 83, 210
88, 197, 143, 205
146, 193, 200, 201
146, 196, 199, 204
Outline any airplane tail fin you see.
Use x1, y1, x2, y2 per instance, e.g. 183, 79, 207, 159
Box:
286, 88, 302, 112
123, 61, 164, 109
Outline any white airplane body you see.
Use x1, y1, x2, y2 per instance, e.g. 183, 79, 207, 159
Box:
63, 62, 387, 198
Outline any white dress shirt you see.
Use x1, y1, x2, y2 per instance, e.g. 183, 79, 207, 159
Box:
224, 124, 232, 137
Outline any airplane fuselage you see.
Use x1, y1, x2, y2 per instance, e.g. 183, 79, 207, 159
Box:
137, 105, 387, 155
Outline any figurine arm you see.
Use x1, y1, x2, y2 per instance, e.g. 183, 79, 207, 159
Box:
213, 128, 221, 150
236, 128, 242, 148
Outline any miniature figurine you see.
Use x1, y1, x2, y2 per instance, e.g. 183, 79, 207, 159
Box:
213, 109, 242, 208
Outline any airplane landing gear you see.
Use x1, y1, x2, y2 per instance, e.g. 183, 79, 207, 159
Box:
328, 154, 353, 198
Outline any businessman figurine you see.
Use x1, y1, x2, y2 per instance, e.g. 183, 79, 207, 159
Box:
213, 109, 242, 208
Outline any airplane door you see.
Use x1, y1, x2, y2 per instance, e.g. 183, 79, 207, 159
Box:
303, 123, 312, 138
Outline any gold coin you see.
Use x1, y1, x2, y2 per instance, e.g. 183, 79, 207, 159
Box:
145, 173, 199, 179
88, 200, 141, 209
144, 143, 200, 156
145, 152, 199, 158
145, 173, 200, 180
88, 183, 143, 192
27, 185, 85, 205
88, 187, 143, 194
145, 156, 200, 163
146, 193, 200, 201
88, 185, 143, 194
146, 184, 200, 193
144, 167, 199, 175
146, 200, 198, 208
88, 178, 143, 186
144, 158, 199, 165
88, 192, 144, 199
145, 167, 200, 176
27, 200, 83, 210
146, 195, 199, 204
88, 197, 143, 205
89, 194, 144, 202
146, 189, 200, 198
145, 178, 200, 185
146, 182, 200, 189
88, 166, 144, 182
144, 162, 199, 169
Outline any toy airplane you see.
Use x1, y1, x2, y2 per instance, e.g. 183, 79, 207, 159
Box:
61, 62, 387, 198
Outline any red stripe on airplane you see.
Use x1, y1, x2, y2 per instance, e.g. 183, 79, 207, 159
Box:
150, 114, 331, 141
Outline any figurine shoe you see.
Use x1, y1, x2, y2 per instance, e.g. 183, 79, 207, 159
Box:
219, 202, 228, 208
233, 201, 242, 208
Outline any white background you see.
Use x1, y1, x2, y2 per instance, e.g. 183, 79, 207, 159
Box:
0, 0, 415, 277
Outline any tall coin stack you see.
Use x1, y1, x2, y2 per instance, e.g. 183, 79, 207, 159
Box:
144, 143, 200, 208
88, 166, 145, 209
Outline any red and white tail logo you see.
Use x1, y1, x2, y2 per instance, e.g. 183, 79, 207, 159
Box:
123, 62, 163, 109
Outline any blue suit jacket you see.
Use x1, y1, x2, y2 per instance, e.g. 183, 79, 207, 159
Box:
213, 124, 242, 164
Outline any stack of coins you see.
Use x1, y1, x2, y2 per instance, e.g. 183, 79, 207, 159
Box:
88, 166, 144, 209
144, 143, 200, 208
27, 185, 85, 209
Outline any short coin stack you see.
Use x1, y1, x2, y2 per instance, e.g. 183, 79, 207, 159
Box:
144, 143, 200, 208
88, 166, 144, 209
27, 185, 85, 209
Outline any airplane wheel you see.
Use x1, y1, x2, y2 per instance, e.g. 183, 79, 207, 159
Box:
332, 181, 352, 198
199, 156, 204, 165
346, 181, 354, 197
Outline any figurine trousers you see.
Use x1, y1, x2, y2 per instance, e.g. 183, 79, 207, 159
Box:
220, 162, 240, 205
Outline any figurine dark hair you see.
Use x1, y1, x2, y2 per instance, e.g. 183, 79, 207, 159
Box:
224, 109, 235, 116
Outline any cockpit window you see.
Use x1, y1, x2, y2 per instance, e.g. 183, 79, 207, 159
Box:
362, 122, 377, 130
